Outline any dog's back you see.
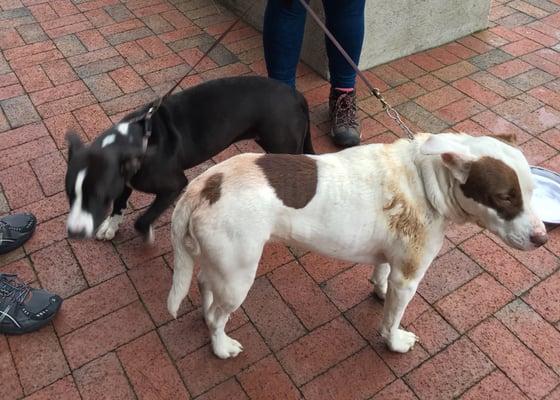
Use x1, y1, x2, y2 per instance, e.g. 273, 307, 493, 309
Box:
171, 142, 429, 270
167, 76, 314, 157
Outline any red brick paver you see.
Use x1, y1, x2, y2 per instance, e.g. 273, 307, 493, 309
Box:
0, 0, 559, 399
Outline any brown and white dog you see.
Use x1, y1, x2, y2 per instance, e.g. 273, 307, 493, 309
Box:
167, 132, 547, 359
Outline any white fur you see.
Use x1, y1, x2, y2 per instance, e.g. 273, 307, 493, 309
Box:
117, 123, 129, 135
101, 134, 116, 148
96, 214, 123, 240
67, 169, 94, 237
167, 133, 547, 358
419, 134, 546, 249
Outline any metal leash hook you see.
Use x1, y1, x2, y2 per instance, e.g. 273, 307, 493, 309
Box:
385, 106, 416, 140
296, 0, 416, 141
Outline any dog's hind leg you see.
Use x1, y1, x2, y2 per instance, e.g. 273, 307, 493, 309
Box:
96, 186, 132, 240
205, 271, 255, 359
197, 266, 213, 316
206, 298, 244, 359
203, 244, 263, 359
371, 263, 390, 300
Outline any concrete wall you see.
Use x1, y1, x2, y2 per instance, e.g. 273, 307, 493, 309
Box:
220, 0, 491, 78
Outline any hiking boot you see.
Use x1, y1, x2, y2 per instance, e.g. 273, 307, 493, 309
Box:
329, 88, 360, 147
0, 274, 62, 334
0, 213, 36, 255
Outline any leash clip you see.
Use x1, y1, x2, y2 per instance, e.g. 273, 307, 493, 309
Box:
372, 88, 389, 109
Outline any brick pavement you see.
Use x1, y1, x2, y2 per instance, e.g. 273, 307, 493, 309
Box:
1, 0, 560, 399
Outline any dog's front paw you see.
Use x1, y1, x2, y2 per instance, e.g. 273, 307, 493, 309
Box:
96, 215, 123, 240
385, 329, 419, 353
212, 335, 244, 359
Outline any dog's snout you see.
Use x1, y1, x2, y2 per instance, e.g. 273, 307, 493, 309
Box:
530, 232, 548, 247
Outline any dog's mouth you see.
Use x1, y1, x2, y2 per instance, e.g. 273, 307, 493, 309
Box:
502, 234, 533, 251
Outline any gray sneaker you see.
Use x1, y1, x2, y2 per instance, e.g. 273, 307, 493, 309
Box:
0, 274, 62, 334
0, 213, 36, 255
329, 88, 361, 147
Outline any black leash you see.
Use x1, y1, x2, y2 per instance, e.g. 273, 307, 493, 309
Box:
295, 0, 416, 140
138, 0, 259, 149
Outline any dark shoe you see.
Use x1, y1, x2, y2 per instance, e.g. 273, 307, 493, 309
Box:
0, 213, 36, 255
0, 274, 62, 334
329, 88, 361, 147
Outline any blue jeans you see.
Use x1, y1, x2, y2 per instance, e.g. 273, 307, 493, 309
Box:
263, 0, 366, 89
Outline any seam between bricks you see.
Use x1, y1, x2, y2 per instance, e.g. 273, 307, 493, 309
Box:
235, 297, 305, 400
494, 298, 560, 377
481, 229, 560, 283
124, 263, 195, 399
239, 274, 308, 398
464, 313, 559, 399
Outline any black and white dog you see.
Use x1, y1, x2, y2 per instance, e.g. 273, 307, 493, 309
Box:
65, 76, 314, 241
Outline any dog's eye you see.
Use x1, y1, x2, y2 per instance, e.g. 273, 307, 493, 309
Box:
495, 191, 513, 204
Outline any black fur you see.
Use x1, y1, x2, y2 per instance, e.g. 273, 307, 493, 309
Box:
65, 76, 314, 239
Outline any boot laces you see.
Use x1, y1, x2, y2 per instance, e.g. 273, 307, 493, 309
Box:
333, 93, 358, 129
0, 274, 30, 304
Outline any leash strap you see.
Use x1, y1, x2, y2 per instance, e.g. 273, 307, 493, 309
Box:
296, 0, 416, 140
140, 0, 259, 146
160, 3, 255, 101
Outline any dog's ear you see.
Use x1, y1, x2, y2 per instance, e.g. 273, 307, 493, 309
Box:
491, 132, 517, 146
66, 131, 83, 160
420, 134, 476, 184
119, 148, 143, 180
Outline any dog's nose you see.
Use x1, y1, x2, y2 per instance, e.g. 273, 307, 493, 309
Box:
67, 229, 87, 240
530, 233, 548, 247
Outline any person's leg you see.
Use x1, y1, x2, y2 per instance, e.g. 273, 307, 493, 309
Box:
263, 0, 308, 88
323, 0, 366, 147
323, 0, 366, 89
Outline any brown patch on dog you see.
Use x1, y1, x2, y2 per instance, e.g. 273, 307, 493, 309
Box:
384, 194, 423, 239
383, 190, 427, 280
377, 145, 430, 280
491, 133, 517, 146
201, 173, 223, 205
461, 156, 523, 220
256, 154, 318, 209
401, 261, 418, 280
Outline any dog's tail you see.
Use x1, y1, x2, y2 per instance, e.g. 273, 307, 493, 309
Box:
296, 90, 315, 154
167, 196, 200, 319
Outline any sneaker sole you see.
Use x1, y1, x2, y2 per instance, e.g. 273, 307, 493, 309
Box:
0, 301, 62, 335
